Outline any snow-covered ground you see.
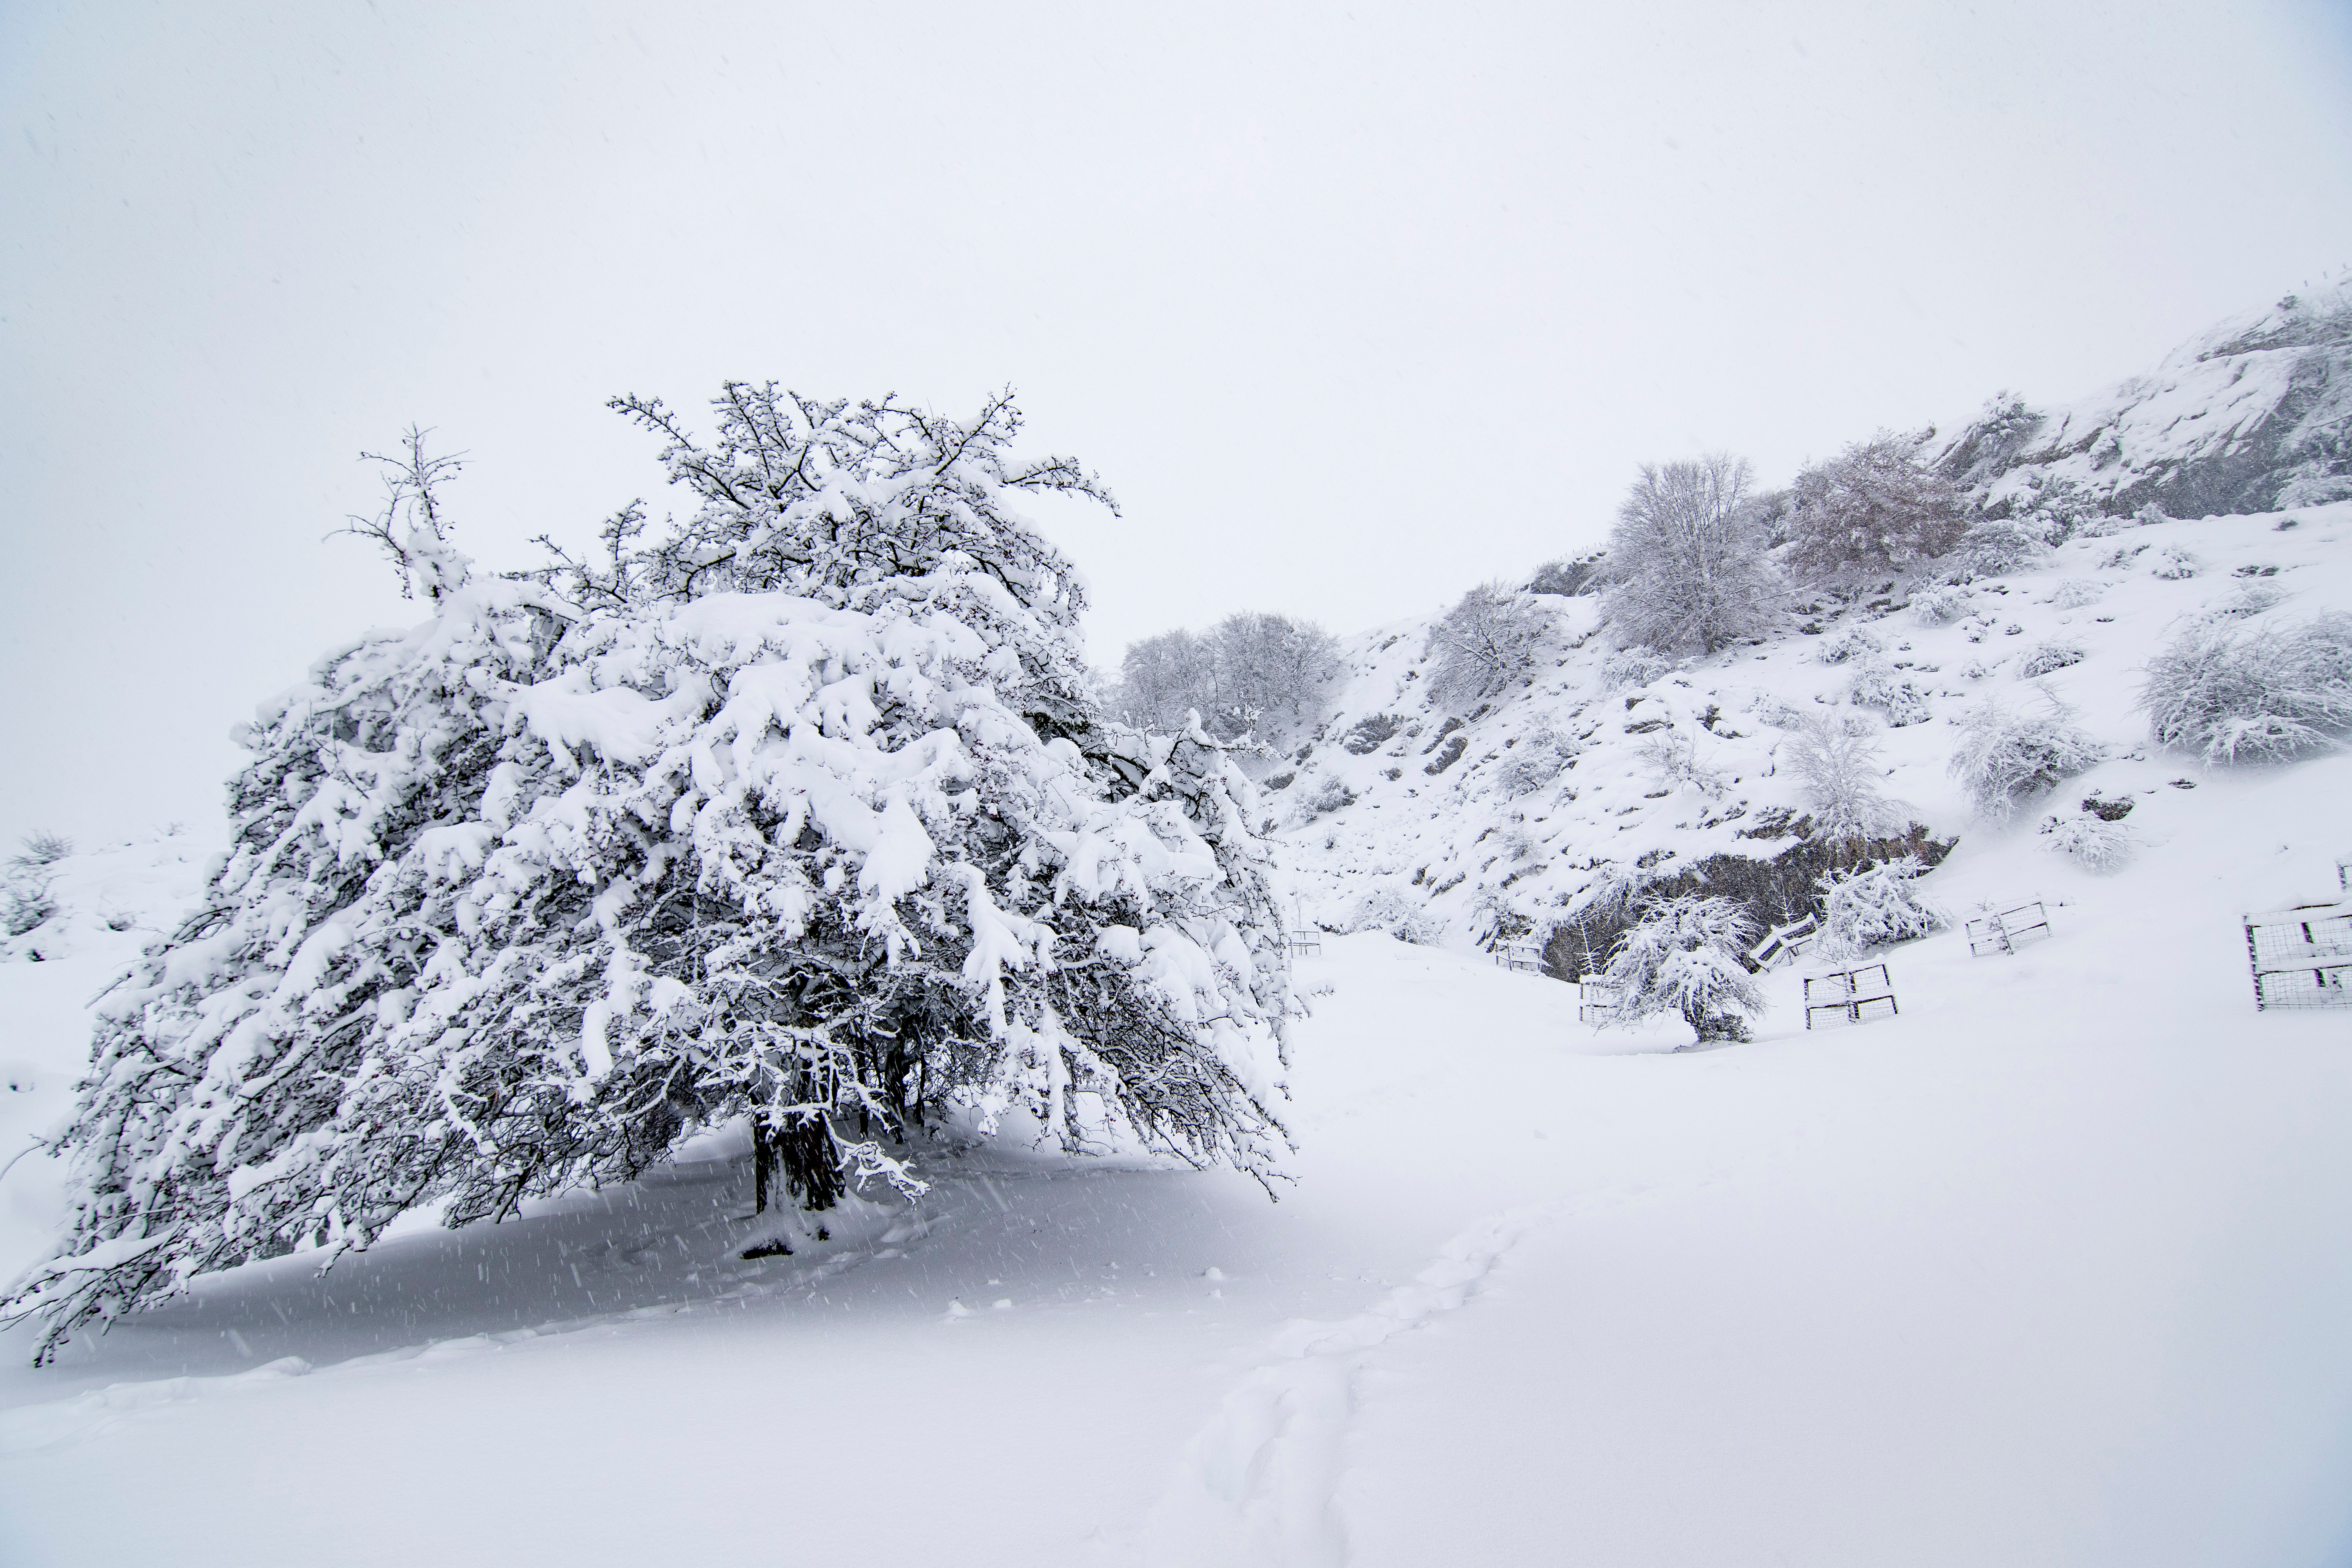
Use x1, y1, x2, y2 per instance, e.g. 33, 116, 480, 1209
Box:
4, 731, 2352, 1563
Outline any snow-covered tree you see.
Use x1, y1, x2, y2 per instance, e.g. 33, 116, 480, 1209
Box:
1780, 715, 1902, 850
1784, 432, 1968, 587
2138, 611, 2352, 763
1206, 612, 1342, 748
1112, 613, 1338, 751
1814, 856, 1942, 957
1113, 628, 1215, 732
1947, 698, 2103, 821
6, 387, 1294, 1361
1425, 582, 1554, 710
1599, 895, 1764, 1047
1600, 454, 1782, 654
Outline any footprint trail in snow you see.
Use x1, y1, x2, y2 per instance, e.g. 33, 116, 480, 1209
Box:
1142, 1207, 1546, 1568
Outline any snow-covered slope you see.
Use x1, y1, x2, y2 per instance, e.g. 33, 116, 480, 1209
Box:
1943, 270, 2352, 521
1272, 497, 2352, 958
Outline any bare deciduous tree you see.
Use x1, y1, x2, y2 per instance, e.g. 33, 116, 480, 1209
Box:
1599, 454, 1781, 653
1425, 582, 1555, 710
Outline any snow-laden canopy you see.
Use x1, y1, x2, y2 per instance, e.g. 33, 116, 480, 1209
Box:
9, 388, 1291, 1359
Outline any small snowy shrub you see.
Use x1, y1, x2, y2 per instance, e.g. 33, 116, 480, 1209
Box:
2138, 612, 2352, 763
1950, 516, 2047, 578
0, 831, 70, 938
2149, 545, 2199, 580
1910, 586, 1971, 625
1847, 661, 1933, 726
1818, 626, 1884, 665
1598, 647, 1673, 690
1780, 714, 1902, 842
1348, 887, 1443, 945
1959, 657, 1996, 679
1599, 895, 1764, 1047
2207, 583, 2288, 619
1814, 855, 1943, 957
1637, 732, 1728, 798
1426, 583, 1554, 710
1497, 730, 1578, 796
2047, 579, 2104, 609
2016, 639, 2085, 679
2038, 812, 2135, 871
1947, 699, 2104, 821
1301, 777, 1357, 817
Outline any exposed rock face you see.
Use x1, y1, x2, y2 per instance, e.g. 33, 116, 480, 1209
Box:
1940, 276, 2352, 521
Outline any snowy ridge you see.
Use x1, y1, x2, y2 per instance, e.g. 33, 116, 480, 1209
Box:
1944, 269, 2352, 520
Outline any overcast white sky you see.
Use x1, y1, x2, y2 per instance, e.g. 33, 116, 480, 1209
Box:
5, 0, 2350, 843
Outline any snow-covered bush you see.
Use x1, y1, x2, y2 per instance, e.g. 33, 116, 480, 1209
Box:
1814, 855, 1943, 956
2016, 639, 2085, 678
1780, 715, 1902, 843
1847, 661, 1933, 726
2, 831, 71, 938
2047, 579, 2104, 610
1784, 431, 1968, 587
1818, 626, 1883, 665
1299, 776, 1356, 816
2138, 611, 2352, 763
2038, 811, 2135, 871
7, 388, 1294, 1360
1598, 895, 1763, 1047
1948, 516, 2047, 578
2207, 583, 2288, 619
2150, 545, 2199, 580
1598, 647, 1673, 690
1425, 582, 1554, 710
1637, 732, 1728, 798
1599, 454, 1783, 653
1947, 699, 2104, 820
1910, 585, 1971, 625
1497, 729, 1579, 796
1347, 887, 1442, 945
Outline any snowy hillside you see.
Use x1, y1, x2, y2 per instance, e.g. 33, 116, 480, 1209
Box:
1273, 497, 2352, 962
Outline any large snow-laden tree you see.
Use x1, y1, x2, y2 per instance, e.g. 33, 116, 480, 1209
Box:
7, 387, 1294, 1362
1600, 454, 1783, 655
1598, 895, 1764, 1047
